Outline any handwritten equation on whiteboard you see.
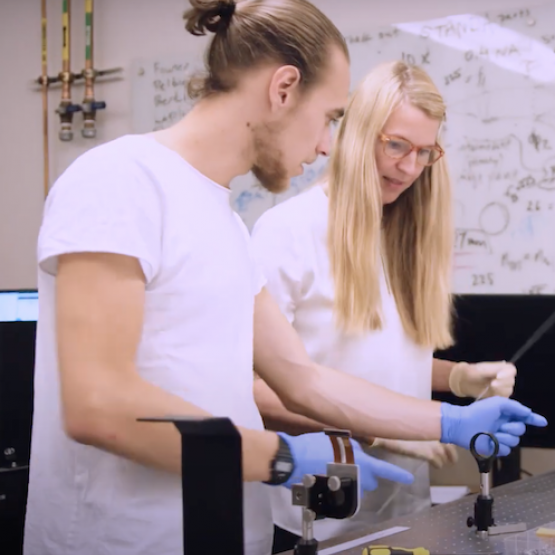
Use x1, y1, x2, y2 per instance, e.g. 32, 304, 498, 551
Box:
131, 4, 555, 294
131, 60, 197, 132
341, 6, 555, 294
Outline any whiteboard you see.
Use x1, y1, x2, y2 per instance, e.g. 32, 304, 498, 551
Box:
131, 4, 555, 295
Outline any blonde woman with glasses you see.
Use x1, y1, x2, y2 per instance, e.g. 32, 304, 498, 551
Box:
251, 61, 518, 551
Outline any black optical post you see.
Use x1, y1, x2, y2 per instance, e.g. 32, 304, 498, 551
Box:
138, 416, 244, 555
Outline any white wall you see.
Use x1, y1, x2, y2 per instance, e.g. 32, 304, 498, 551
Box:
1, 0, 551, 289
1, 0, 554, 483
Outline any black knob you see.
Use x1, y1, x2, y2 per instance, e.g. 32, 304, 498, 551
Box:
3, 447, 17, 467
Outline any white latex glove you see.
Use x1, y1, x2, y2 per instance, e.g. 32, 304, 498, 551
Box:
449, 361, 517, 399
372, 438, 459, 469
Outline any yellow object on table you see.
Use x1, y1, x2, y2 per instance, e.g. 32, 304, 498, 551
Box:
362, 547, 430, 555
536, 527, 555, 538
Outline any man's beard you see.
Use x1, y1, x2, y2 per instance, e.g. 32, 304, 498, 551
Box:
250, 122, 291, 194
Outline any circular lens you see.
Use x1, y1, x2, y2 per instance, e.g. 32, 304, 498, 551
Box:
418, 149, 433, 165
418, 148, 441, 166
384, 138, 410, 158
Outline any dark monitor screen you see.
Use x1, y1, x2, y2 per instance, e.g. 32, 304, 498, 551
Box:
434, 294, 555, 449
0, 290, 37, 467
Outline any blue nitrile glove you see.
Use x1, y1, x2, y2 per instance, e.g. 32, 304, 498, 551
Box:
440, 397, 548, 456
276, 432, 414, 490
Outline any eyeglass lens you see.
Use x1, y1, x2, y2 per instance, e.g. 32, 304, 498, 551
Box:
384, 138, 441, 165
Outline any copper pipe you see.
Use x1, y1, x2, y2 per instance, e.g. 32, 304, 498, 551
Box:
61, 0, 70, 102
83, 0, 94, 101
40, 0, 49, 196
81, 0, 106, 139
57, 0, 80, 141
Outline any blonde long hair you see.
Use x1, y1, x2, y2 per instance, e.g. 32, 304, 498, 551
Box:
327, 61, 453, 349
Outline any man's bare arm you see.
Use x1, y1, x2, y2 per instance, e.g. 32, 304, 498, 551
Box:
254, 376, 328, 434
253, 288, 442, 441
57, 252, 278, 481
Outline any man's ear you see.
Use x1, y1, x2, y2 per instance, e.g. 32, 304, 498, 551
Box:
268, 65, 302, 111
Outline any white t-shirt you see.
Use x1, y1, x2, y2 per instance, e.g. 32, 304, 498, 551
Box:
24, 135, 273, 555
251, 184, 433, 541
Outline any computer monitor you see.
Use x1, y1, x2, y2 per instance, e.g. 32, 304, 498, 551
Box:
0, 290, 38, 467
0, 289, 38, 322
434, 294, 555, 450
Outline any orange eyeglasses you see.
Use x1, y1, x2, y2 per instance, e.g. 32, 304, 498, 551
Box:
379, 134, 445, 166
